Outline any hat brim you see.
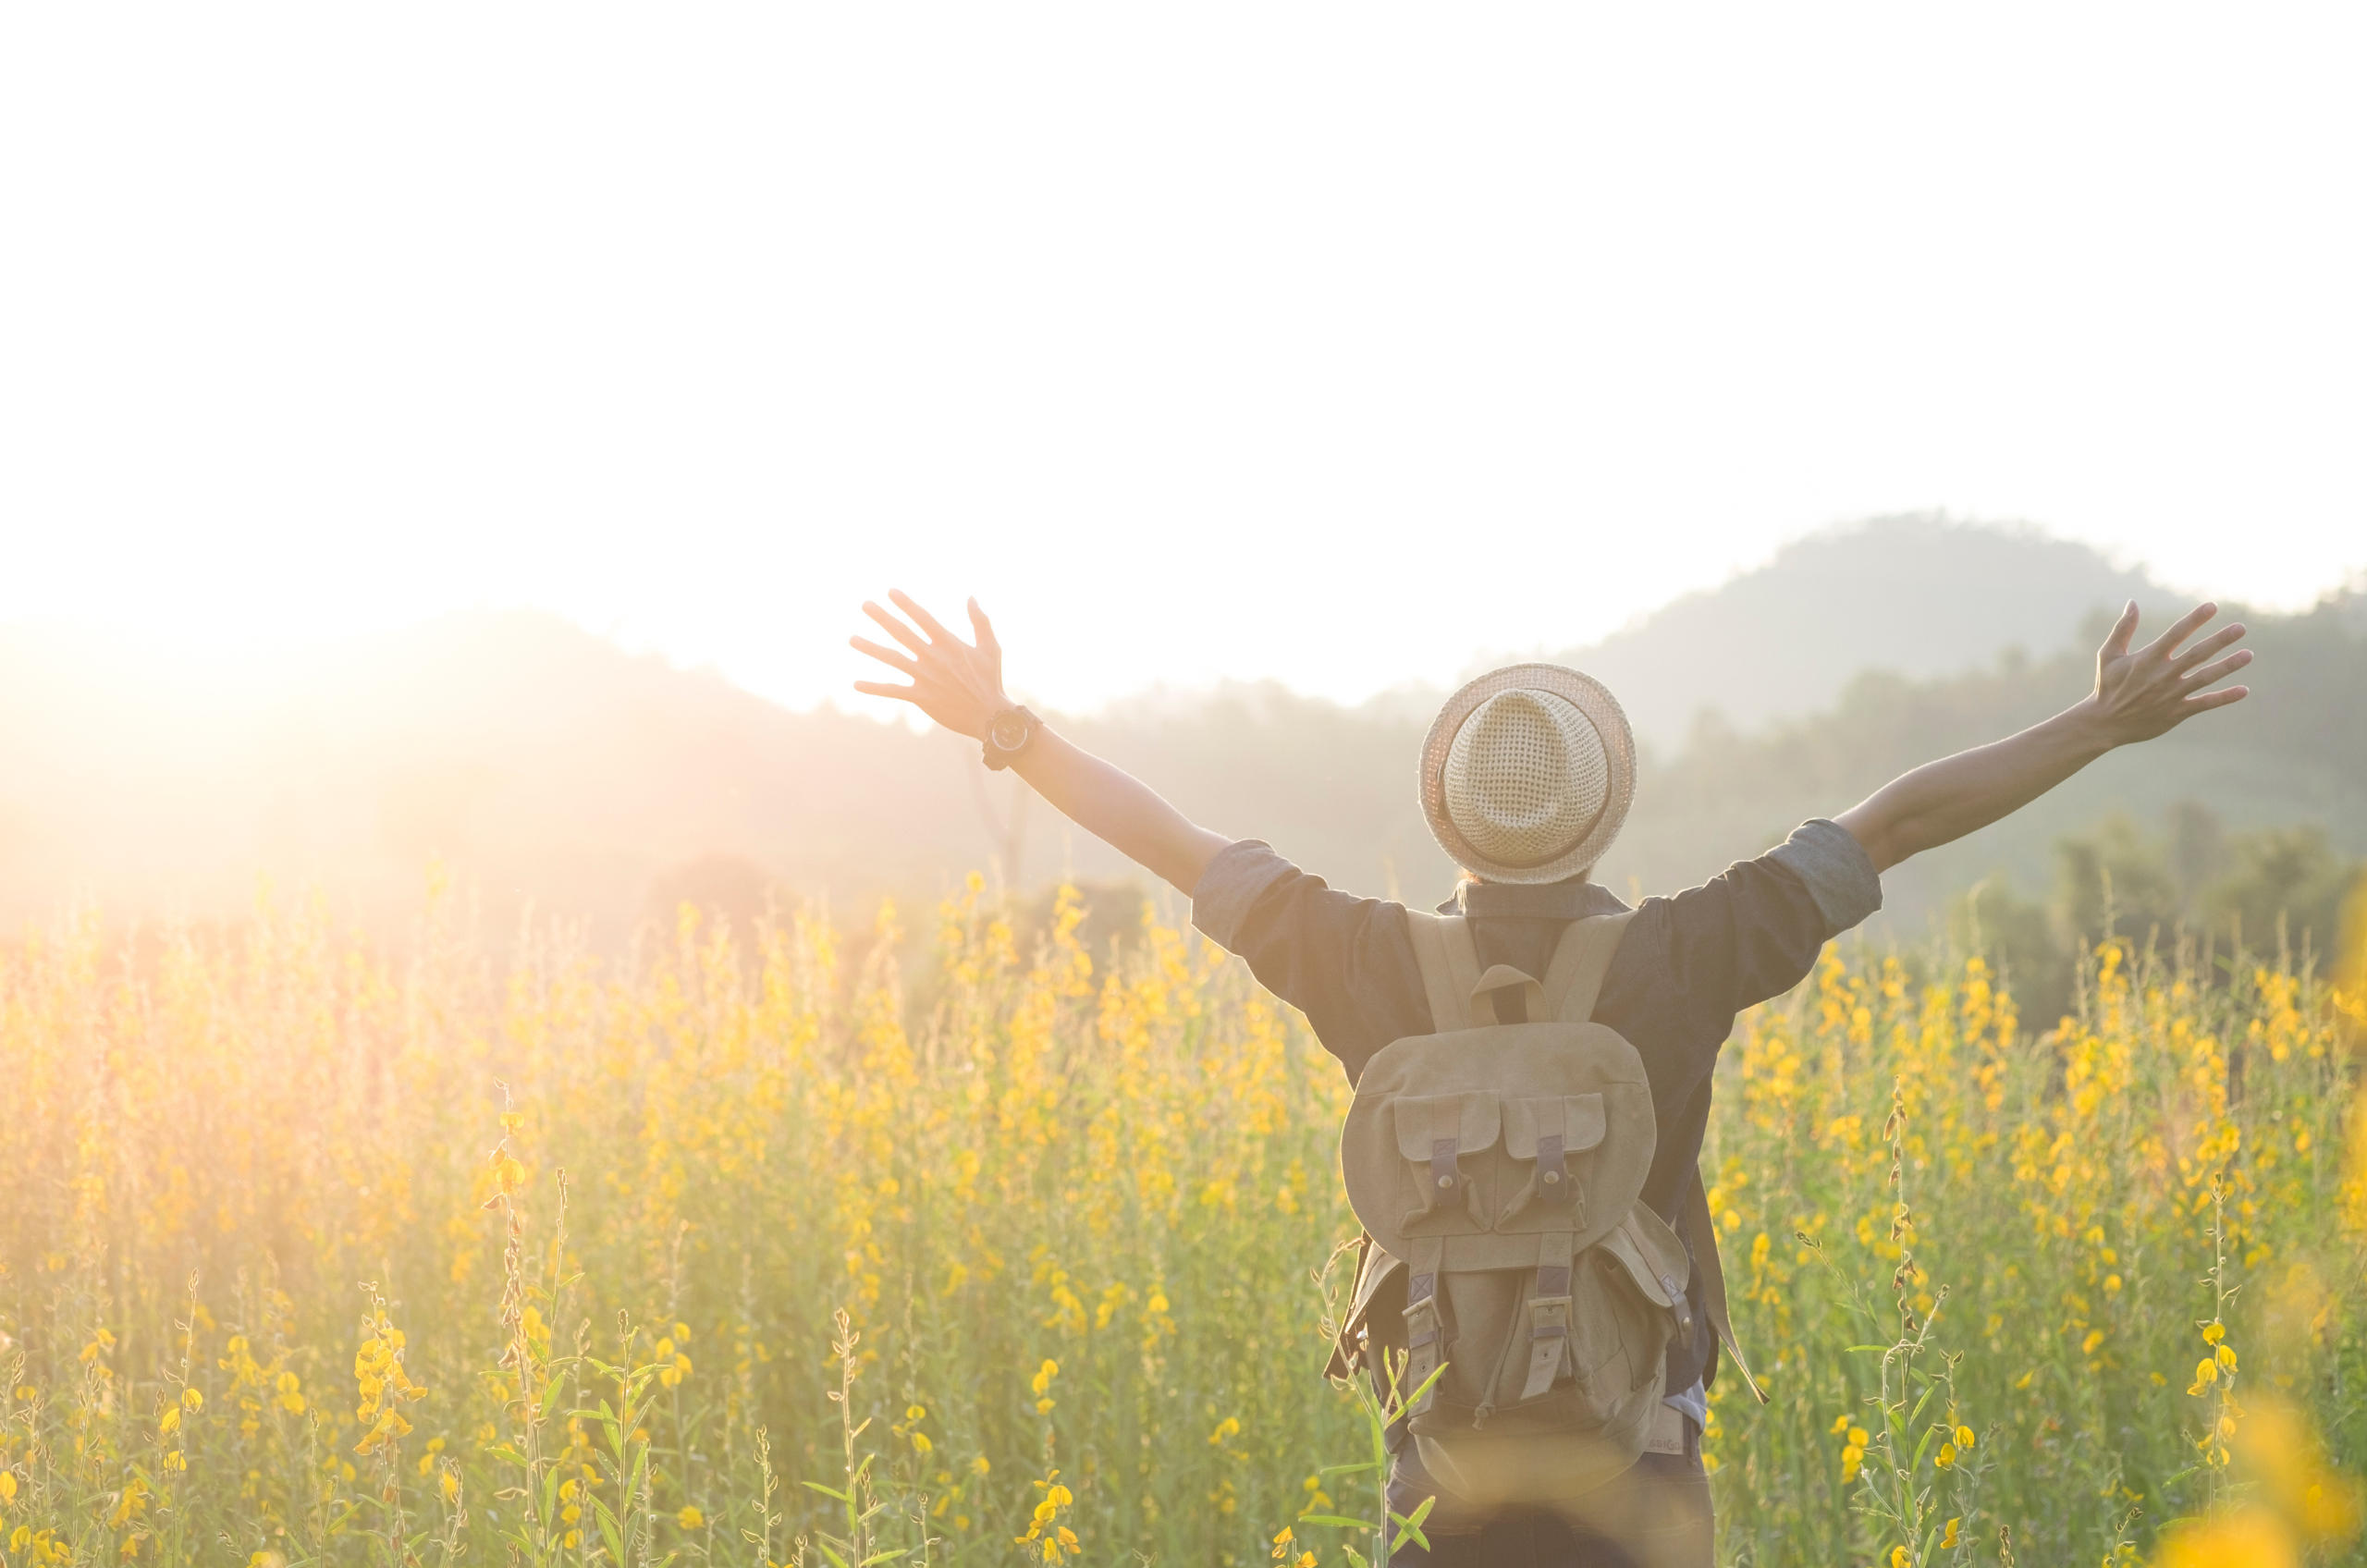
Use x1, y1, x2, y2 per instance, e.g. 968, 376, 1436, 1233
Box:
1419, 663, 1636, 886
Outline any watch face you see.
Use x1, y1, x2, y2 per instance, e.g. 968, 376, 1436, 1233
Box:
990, 712, 1031, 750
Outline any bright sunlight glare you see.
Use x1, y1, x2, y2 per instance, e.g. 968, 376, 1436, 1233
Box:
2, 5, 2361, 714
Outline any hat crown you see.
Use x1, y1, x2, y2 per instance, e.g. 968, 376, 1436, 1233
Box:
1442, 689, 1611, 870
1418, 663, 1635, 885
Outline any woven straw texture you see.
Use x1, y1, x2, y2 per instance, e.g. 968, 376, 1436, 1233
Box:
1420, 664, 1635, 885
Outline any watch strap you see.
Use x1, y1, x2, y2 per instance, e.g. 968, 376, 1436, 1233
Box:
982, 705, 1040, 771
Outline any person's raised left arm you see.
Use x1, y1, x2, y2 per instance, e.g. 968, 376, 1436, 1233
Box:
851, 591, 1233, 895
1834, 601, 2252, 874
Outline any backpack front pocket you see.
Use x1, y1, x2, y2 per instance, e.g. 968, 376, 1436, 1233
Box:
1495, 1094, 1604, 1233
1392, 1092, 1501, 1233
1559, 1245, 1674, 1424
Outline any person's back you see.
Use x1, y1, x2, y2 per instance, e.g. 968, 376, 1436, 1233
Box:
1192, 668, 1877, 1563
850, 589, 2253, 1568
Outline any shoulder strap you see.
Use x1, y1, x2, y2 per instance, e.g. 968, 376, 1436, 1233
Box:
1685, 1170, 1768, 1404
1543, 911, 1636, 1024
1404, 911, 1485, 1032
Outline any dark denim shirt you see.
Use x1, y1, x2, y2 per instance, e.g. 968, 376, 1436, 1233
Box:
1191, 819, 1882, 1392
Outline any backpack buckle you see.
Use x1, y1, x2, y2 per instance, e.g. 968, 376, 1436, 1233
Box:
1429, 1137, 1460, 1198
1533, 1133, 1580, 1209
1401, 1275, 1445, 1412
1660, 1271, 1694, 1341
1518, 1289, 1574, 1400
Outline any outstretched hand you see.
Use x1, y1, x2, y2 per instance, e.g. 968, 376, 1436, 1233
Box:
2086, 601, 2252, 746
851, 591, 1012, 740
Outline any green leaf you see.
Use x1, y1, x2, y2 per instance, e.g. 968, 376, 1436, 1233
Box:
1317, 1462, 1380, 1478
857, 1552, 910, 1565
814, 1545, 852, 1568
594, 1498, 625, 1566
1407, 1361, 1450, 1402
803, 1482, 852, 1503
538, 1370, 570, 1419
1294, 1515, 1370, 1529
1342, 1547, 1369, 1568
1390, 1495, 1436, 1552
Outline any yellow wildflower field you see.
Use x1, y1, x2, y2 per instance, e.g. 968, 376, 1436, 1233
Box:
0, 876, 2361, 1567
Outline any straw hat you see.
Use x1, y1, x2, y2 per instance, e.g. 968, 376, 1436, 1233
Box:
1418, 664, 1636, 885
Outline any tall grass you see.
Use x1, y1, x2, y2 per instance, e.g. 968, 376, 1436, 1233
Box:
0, 872, 2361, 1566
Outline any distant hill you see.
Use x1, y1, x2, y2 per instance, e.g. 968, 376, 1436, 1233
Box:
0, 521, 2356, 962
1537, 514, 2177, 753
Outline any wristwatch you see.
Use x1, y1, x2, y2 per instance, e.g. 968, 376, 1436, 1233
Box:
982, 704, 1041, 771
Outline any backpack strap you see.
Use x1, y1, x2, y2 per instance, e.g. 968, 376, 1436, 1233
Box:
1400, 1234, 1447, 1413
1543, 911, 1636, 1023
1685, 1171, 1769, 1405
1517, 1231, 1577, 1399
1404, 912, 1486, 1032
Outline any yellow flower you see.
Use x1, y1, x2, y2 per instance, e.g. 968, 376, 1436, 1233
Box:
1941, 1516, 1960, 1550
1936, 1441, 1956, 1469
1955, 1425, 1975, 1451
181, 1387, 203, 1411
2152, 1508, 2296, 1568
1889, 1546, 1910, 1568
677, 1506, 704, 1530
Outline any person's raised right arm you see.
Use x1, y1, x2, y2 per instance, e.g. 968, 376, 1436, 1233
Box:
851, 591, 1232, 896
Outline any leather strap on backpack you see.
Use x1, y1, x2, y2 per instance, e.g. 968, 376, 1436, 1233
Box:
1686, 1171, 1768, 1404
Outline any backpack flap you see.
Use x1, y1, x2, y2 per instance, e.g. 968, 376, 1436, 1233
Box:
1389, 1091, 1500, 1231
1599, 1204, 1693, 1342
1497, 1094, 1605, 1229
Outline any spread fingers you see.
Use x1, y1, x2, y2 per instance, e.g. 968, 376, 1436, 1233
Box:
2180, 648, 2254, 689
862, 600, 932, 656
889, 589, 962, 647
849, 635, 919, 674
2146, 601, 2219, 659
2172, 623, 2247, 672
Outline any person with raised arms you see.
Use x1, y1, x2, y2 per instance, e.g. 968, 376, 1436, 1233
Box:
852, 591, 2250, 1568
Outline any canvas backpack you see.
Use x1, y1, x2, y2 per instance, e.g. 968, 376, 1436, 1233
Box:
1327, 908, 1754, 1507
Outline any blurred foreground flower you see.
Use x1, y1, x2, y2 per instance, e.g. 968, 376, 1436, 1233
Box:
2151, 1398, 2361, 1563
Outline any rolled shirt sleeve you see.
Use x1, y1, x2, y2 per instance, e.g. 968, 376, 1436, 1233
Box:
1763, 818, 1883, 939
1189, 839, 1298, 952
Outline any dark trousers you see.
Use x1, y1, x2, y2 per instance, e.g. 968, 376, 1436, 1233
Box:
1386, 1426, 1712, 1568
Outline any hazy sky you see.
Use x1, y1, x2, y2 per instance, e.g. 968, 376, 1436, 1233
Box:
4, 6, 2361, 717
